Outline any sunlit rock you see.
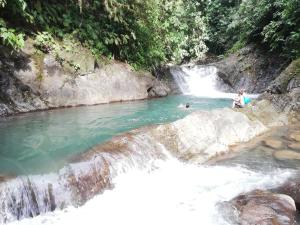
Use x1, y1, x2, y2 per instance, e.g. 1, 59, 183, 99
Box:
273, 150, 300, 160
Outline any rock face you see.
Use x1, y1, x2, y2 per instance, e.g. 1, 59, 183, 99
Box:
213, 44, 287, 93
267, 59, 300, 94
0, 41, 169, 117
229, 190, 296, 225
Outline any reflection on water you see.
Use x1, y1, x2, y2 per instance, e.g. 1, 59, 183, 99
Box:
0, 95, 230, 175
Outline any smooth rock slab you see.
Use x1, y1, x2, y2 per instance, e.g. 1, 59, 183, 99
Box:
273, 150, 300, 160
230, 190, 296, 225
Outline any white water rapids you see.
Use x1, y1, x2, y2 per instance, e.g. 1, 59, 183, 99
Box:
6, 156, 293, 225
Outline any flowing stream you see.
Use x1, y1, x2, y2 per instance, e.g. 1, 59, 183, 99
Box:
0, 65, 296, 225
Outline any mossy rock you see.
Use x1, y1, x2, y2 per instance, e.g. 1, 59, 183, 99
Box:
267, 58, 300, 94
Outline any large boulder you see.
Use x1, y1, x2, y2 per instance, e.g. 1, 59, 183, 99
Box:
0, 40, 169, 116
277, 180, 300, 210
228, 190, 296, 225
147, 80, 170, 97
149, 108, 266, 162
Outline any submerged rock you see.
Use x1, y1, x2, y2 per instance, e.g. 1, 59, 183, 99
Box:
229, 190, 296, 225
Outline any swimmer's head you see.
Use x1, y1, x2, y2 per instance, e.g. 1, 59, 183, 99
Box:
185, 103, 190, 108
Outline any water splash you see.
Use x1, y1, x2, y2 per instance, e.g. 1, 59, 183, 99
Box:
6, 158, 293, 225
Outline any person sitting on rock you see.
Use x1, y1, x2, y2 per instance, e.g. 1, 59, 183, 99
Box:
241, 89, 252, 105
232, 90, 245, 108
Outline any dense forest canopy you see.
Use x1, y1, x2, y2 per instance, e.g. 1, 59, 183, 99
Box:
0, 0, 299, 69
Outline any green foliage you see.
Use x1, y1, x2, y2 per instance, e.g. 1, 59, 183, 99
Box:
1, 0, 299, 68
0, 19, 24, 50
34, 32, 56, 53
204, 0, 240, 54
226, 40, 246, 55
226, 0, 300, 59
0, 0, 209, 69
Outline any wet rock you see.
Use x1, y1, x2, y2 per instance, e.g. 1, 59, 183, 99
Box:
289, 133, 300, 142
273, 150, 300, 160
277, 180, 300, 209
0, 174, 15, 183
147, 80, 170, 97
150, 108, 267, 163
263, 139, 283, 149
287, 143, 300, 151
229, 190, 296, 225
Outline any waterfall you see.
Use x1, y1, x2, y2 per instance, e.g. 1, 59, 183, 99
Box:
170, 65, 233, 98
0, 134, 168, 224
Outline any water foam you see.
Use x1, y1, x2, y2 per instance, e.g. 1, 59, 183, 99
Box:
7, 158, 293, 225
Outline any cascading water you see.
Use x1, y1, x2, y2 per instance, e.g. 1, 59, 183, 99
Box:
0, 133, 168, 224
169, 65, 260, 99
170, 65, 232, 98
4, 157, 294, 225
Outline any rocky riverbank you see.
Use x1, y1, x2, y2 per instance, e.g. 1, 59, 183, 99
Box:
0, 40, 170, 117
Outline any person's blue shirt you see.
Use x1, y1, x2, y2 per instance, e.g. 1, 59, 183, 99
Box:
244, 96, 251, 104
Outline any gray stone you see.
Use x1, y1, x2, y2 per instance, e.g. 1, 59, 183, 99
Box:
267, 59, 300, 94
148, 80, 170, 97
213, 44, 286, 93
228, 190, 296, 225
0, 41, 169, 116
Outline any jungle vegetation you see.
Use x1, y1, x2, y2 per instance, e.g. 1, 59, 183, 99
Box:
0, 0, 299, 69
